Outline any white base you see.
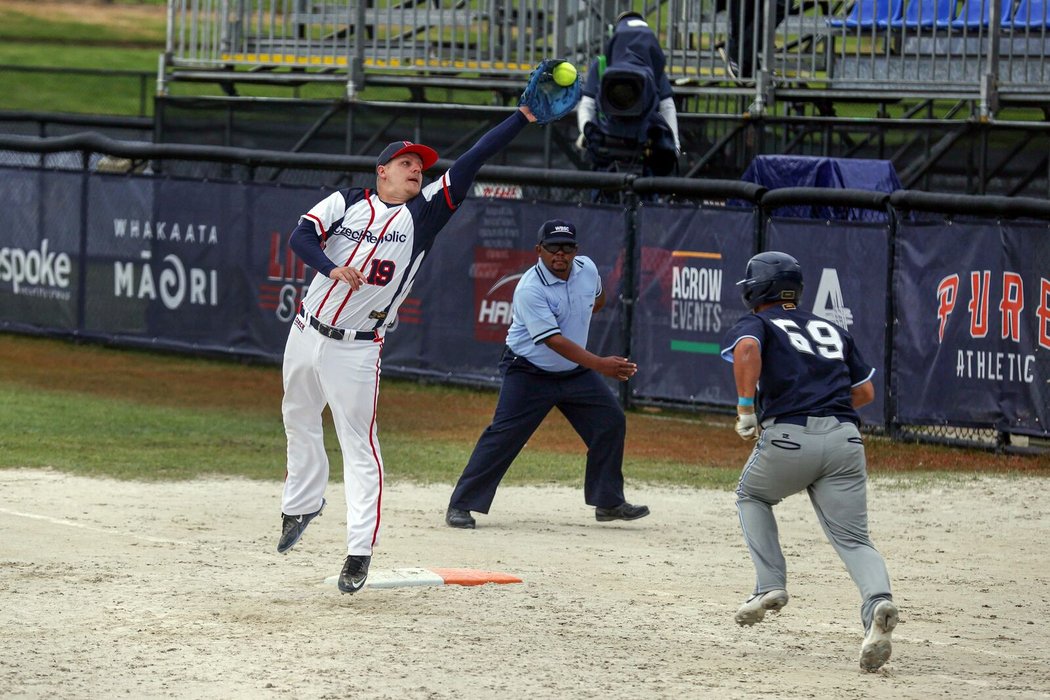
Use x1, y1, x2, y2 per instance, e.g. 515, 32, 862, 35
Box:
323, 567, 446, 589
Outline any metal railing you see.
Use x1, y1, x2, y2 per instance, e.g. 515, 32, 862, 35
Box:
163, 0, 1050, 115
165, 0, 618, 94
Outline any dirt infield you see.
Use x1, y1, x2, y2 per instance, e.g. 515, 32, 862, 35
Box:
1, 469, 1048, 699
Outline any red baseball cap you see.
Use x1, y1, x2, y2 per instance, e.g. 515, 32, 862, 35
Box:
376, 141, 439, 170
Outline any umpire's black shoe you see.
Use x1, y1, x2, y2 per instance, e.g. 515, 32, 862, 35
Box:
277, 498, 326, 554
338, 555, 371, 594
595, 502, 650, 522
445, 506, 476, 529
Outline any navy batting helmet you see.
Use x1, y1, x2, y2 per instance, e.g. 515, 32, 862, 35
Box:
737, 251, 804, 310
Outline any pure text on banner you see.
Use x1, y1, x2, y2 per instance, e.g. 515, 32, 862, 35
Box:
895, 220, 1050, 435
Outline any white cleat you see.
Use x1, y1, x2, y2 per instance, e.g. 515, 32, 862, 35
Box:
860, 600, 899, 672
735, 589, 789, 626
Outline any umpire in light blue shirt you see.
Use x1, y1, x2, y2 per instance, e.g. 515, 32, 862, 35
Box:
445, 219, 650, 529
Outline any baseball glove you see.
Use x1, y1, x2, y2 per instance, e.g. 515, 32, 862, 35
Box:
518, 59, 582, 125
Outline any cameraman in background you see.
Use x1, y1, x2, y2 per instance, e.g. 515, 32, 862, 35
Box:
576, 11, 680, 179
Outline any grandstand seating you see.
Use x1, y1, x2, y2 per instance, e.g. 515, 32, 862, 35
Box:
826, 0, 904, 28
1005, 0, 1050, 26
890, 0, 956, 27
940, 0, 1010, 28
162, 0, 1050, 120
829, 0, 1030, 28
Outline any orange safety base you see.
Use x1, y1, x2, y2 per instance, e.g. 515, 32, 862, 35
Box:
429, 568, 523, 586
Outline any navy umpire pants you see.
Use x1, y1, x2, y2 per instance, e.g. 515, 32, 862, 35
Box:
449, 347, 628, 513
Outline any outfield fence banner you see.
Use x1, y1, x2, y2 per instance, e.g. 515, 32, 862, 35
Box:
3, 166, 1050, 441
86, 176, 248, 351
895, 220, 1050, 435
765, 217, 891, 426
629, 205, 755, 406
0, 170, 81, 331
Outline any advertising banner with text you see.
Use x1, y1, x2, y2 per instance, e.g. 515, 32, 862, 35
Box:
629, 205, 755, 405
765, 218, 890, 427
4, 168, 1045, 436
895, 220, 1050, 435
0, 170, 82, 331
84, 176, 245, 350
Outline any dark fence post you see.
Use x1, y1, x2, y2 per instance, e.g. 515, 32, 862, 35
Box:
76, 149, 91, 338
620, 186, 640, 409
885, 202, 900, 439
754, 201, 765, 257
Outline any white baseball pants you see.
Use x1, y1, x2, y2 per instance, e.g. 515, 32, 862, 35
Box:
281, 320, 385, 556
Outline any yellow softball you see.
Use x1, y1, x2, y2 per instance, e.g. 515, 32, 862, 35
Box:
552, 62, 577, 87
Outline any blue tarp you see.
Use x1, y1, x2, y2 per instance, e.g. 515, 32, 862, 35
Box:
742, 155, 902, 221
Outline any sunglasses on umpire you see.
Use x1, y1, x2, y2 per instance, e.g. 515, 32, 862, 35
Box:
541, 242, 578, 254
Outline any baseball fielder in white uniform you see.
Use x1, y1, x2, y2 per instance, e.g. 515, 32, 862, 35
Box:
278, 105, 538, 593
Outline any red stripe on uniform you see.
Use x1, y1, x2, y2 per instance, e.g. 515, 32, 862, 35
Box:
356, 212, 400, 273
441, 172, 456, 211
317, 190, 376, 320
331, 194, 382, 325
304, 213, 327, 240
368, 338, 385, 547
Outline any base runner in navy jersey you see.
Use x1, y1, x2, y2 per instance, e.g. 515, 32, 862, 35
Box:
720, 251, 898, 672
276, 100, 540, 594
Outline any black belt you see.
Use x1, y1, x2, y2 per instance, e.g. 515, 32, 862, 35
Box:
772, 415, 856, 427
299, 307, 376, 341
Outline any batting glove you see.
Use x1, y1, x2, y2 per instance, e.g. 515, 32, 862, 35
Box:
735, 411, 759, 441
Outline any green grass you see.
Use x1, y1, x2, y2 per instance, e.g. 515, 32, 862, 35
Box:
1, 333, 1045, 487
0, 3, 165, 45
0, 382, 739, 488
0, 385, 285, 480
0, 44, 161, 70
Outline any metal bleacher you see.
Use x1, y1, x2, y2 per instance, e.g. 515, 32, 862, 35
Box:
155, 0, 1050, 198
161, 0, 1050, 116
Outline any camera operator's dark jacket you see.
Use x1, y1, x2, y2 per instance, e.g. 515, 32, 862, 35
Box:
581, 15, 677, 172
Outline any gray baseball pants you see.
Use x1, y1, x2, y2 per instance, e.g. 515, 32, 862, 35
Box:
736, 415, 893, 629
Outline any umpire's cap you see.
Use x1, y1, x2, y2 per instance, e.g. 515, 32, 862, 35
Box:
537, 219, 578, 245
377, 141, 439, 170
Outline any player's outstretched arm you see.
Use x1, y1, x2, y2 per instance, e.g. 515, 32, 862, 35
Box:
445, 109, 532, 201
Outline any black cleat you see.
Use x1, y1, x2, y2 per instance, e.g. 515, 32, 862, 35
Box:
445, 506, 476, 529
338, 555, 371, 594
277, 498, 326, 554
595, 502, 650, 522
